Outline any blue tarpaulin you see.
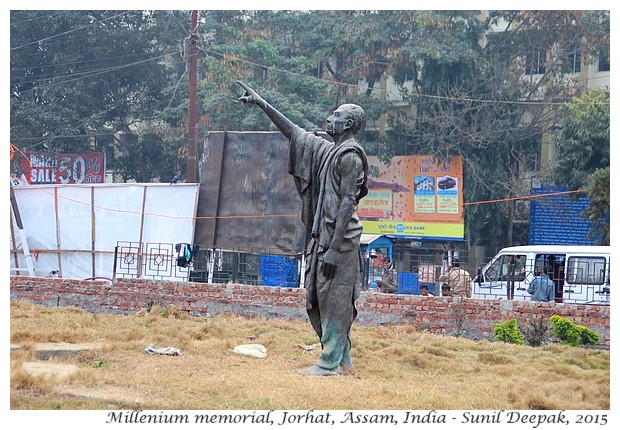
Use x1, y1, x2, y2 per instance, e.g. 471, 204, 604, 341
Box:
260, 255, 298, 287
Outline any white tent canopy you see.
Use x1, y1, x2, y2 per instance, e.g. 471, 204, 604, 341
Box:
9, 183, 200, 281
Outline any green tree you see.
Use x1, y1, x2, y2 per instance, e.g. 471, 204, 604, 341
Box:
385, 10, 610, 249
372, 11, 536, 249
548, 90, 610, 188
582, 167, 610, 245
10, 10, 189, 182
548, 90, 610, 245
193, 11, 391, 134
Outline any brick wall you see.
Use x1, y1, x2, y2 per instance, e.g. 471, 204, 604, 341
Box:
10, 276, 610, 348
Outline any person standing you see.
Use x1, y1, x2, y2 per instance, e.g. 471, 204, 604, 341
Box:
527, 266, 556, 302
438, 258, 471, 298
376, 257, 398, 293
237, 81, 368, 376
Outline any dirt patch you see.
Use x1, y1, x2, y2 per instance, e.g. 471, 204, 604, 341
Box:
33, 342, 103, 360
57, 385, 146, 406
22, 361, 78, 378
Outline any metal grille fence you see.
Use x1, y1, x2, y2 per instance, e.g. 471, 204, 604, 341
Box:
112, 241, 609, 305
113, 241, 473, 294
113, 242, 301, 287
113, 241, 191, 280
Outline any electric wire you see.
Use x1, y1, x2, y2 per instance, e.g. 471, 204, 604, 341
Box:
10, 142, 585, 222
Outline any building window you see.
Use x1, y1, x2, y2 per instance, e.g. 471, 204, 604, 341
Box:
526, 50, 546, 75
562, 45, 581, 74
315, 62, 323, 78
598, 49, 610, 72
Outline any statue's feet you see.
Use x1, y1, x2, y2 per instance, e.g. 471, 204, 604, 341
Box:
296, 364, 340, 377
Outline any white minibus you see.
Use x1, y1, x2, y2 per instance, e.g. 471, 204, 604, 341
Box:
471, 245, 610, 305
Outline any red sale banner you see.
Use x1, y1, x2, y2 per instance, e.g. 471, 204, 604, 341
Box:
21, 153, 106, 184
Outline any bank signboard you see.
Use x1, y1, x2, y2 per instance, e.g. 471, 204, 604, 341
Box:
359, 156, 464, 240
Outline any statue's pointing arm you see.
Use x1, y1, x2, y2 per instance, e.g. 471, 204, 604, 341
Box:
237, 81, 295, 139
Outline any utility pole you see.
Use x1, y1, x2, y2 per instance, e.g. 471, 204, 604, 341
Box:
187, 10, 198, 183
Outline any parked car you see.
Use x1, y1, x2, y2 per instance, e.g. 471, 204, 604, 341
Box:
471, 245, 610, 305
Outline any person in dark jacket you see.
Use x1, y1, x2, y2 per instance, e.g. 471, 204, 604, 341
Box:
527, 266, 555, 302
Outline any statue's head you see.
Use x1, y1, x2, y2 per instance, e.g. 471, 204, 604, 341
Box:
339, 104, 365, 134
326, 103, 365, 138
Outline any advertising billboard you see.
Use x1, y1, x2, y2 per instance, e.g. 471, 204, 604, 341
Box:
359, 155, 464, 240
20, 152, 106, 185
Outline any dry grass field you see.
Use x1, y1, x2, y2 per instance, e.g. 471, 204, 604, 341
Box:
9, 300, 610, 411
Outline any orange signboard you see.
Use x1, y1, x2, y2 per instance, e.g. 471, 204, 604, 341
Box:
358, 156, 464, 240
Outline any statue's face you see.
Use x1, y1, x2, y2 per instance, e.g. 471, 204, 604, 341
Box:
325, 106, 352, 138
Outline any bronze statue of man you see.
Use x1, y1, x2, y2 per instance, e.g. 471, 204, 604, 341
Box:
237, 81, 368, 376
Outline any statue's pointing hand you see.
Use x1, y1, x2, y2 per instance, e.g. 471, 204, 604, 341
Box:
237, 81, 260, 106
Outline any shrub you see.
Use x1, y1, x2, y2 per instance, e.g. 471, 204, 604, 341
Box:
519, 314, 549, 347
493, 319, 524, 345
450, 297, 466, 337
577, 325, 601, 346
549, 315, 600, 347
